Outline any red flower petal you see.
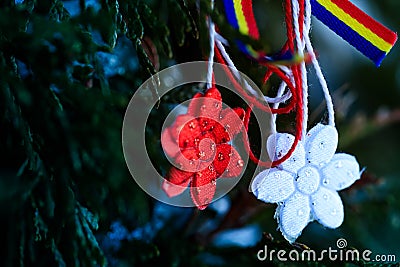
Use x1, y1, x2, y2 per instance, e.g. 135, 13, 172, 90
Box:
174, 148, 201, 172
161, 127, 179, 158
198, 117, 217, 132
170, 115, 202, 149
218, 107, 245, 137
190, 167, 217, 210
210, 122, 230, 144
213, 144, 244, 177
197, 137, 217, 163
169, 115, 195, 141
199, 91, 223, 120
187, 92, 204, 116
204, 87, 222, 102
162, 167, 193, 197
186, 88, 222, 121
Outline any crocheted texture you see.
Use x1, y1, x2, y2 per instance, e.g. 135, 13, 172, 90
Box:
251, 123, 361, 242
161, 88, 246, 210
311, 0, 397, 66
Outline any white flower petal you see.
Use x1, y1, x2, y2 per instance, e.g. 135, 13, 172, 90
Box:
252, 169, 295, 203
267, 133, 306, 173
321, 153, 360, 191
311, 187, 344, 228
305, 124, 338, 167
278, 193, 311, 243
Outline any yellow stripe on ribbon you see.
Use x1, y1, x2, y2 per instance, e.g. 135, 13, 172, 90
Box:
233, 0, 249, 36
316, 0, 392, 52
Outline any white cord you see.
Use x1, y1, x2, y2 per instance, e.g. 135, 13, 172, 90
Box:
216, 40, 293, 104
304, 0, 335, 126
206, 0, 215, 89
206, 19, 215, 89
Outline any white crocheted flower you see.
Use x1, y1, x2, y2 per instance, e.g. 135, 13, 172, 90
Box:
251, 124, 360, 243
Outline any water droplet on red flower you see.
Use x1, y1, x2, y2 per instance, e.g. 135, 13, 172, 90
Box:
217, 152, 224, 161
214, 103, 219, 108
201, 105, 206, 111
208, 165, 214, 171
224, 124, 230, 131
237, 160, 244, 167
189, 121, 196, 129
211, 179, 216, 185
199, 151, 205, 158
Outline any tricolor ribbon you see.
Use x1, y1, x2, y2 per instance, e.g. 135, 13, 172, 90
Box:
222, 0, 262, 59
223, 0, 301, 63
223, 0, 397, 66
311, 0, 397, 66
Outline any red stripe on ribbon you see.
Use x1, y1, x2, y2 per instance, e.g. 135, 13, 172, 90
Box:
331, 0, 397, 45
241, 0, 260, 39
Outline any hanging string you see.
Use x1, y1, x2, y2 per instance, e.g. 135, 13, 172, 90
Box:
292, 0, 309, 139
214, 0, 316, 167
215, 45, 297, 115
206, 1, 215, 90
304, 0, 335, 126
267, 0, 303, 167
216, 40, 292, 105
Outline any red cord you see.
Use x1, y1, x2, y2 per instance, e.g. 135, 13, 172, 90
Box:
212, 0, 307, 168
215, 47, 296, 115
242, 106, 272, 168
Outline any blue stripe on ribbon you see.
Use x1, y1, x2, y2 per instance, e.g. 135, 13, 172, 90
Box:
311, 0, 386, 66
223, 0, 239, 29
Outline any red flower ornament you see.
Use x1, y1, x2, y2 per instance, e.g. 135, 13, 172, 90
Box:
161, 87, 246, 209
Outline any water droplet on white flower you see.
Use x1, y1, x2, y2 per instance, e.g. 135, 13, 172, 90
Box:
274, 173, 281, 179
323, 178, 330, 185
335, 161, 343, 168
297, 209, 304, 216
323, 194, 329, 200
319, 141, 325, 149
347, 170, 354, 178
331, 209, 337, 215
